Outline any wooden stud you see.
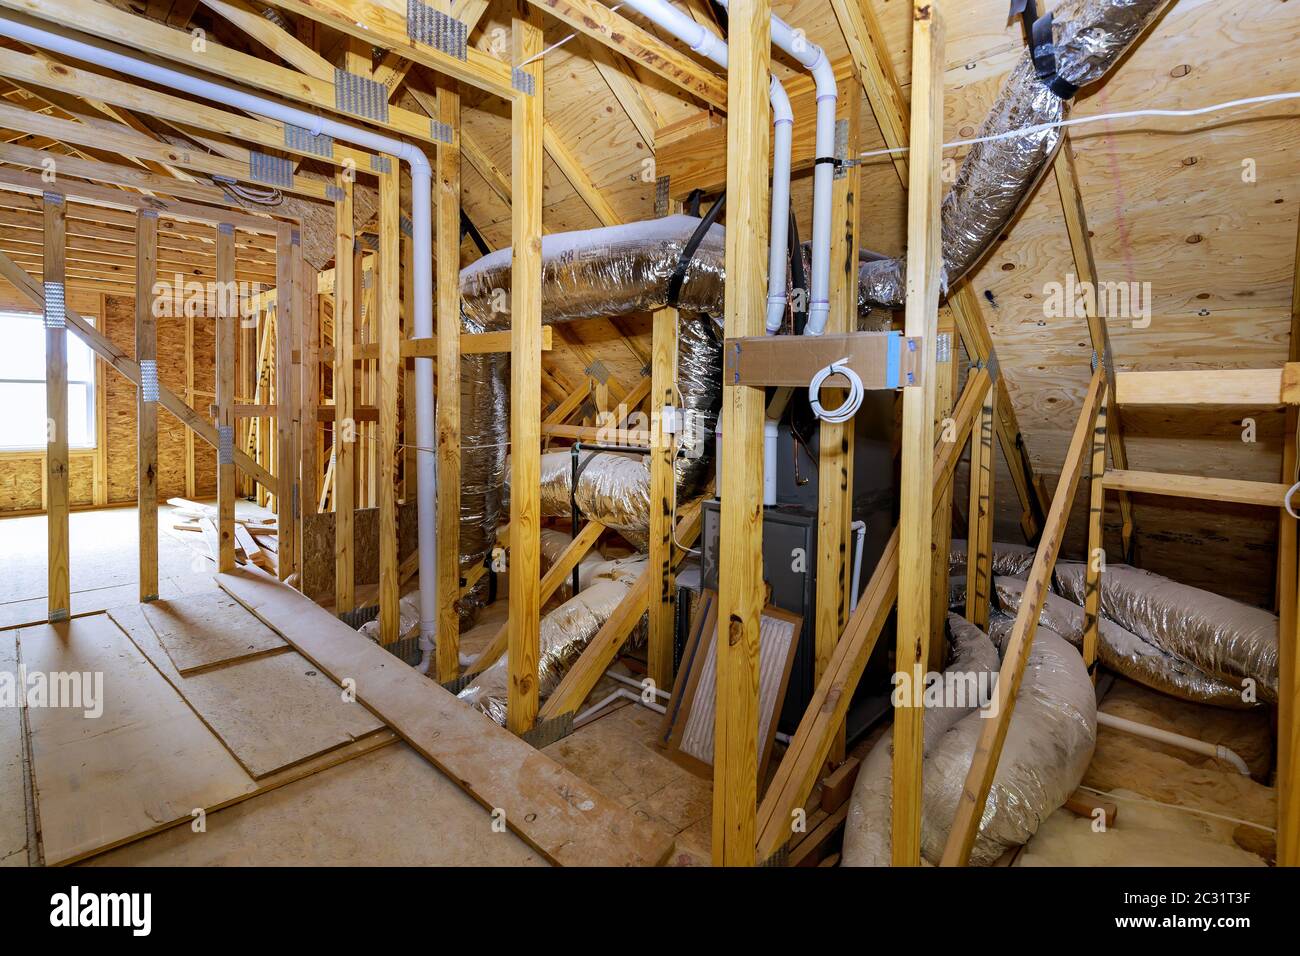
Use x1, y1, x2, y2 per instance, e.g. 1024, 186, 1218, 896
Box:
184, 309, 195, 498
1280, 215, 1300, 866
928, 307, 958, 669
507, 1, 544, 735
377, 161, 402, 644
334, 175, 356, 615
940, 367, 1106, 866
1055, 142, 1134, 557
275, 226, 296, 582
647, 306, 678, 691
814, 68, 863, 763
1082, 384, 1109, 676
43, 193, 70, 620
135, 208, 159, 603
299, 259, 320, 528
892, 0, 945, 869
216, 222, 237, 573
436, 78, 463, 683
755, 368, 991, 862
965, 377, 995, 632
713, 0, 770, 868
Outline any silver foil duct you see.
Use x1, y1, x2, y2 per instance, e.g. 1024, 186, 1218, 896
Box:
460, 216, 726, 329
948, 539, 1039, 608
924, 615, 1097, 865
459, 218, 725, 574
993, 576, 1253, 709
858, 0, 1172, 308
458, 556, 648, 725
1053, 563, 1278, 703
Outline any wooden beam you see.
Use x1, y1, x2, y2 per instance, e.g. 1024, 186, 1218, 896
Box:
506, 2, 544, 735
539, 504, 702, 721
713, 0, 769, 869
528, 0, 727, 110
435, 78, 462, 683
0, 101, 334, 202
135, 209, 159, 602
0, 46, 378, 173
1115, 367, 1300, 406
260, 0, 515, 97
940, 367, 1106, 866
216, 222, 237, 572
1083, 387, 1108, 676
43, 192, 69, 620
1280, 212, 1300, 867
1055, 141, 1135, 557
334, 175, 355, 614
466, 519, 606, 680
0, 246, 276, 489
274, 229, 296, 581
830, 0, 909, 186
377, 162, 401, 642
1, 0, 446, 145
647, 306, 678, 691
814, 72, 862, 763
965, 378, 995, 632
929, 309, 958, 667
891, 0, 945, 869
1102, 469, 1292, 508
755, 367, 991, 862
298, 259, 320, 528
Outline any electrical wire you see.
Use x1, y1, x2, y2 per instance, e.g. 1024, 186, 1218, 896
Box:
857, 90, 1300, 162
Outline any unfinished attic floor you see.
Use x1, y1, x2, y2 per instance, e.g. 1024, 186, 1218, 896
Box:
0, 500, 277, 627
1015, 677, 1276, 867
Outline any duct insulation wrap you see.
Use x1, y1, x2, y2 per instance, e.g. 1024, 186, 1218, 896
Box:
948, 538, 1039, 607
858, 0, 1172, 308
540, 528, 607, 598
993, 577, 1253, 709
843, 613, 1095, 865
1052, 563, 1278, 703
458, 556, 649, 725
842, 614, 1001, 866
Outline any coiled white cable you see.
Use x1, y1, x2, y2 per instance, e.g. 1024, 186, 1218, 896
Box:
808, 357, 863, 424
1284, 480, 1300, 520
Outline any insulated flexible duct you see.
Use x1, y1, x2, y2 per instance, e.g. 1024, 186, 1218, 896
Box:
458, 556, 648, 725
1053, 563, 1278, 703
859, 0, 1172, 308
993, 576, 1253, 709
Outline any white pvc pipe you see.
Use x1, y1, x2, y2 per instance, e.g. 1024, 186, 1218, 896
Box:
1097, 711, 1250, 776
718, 0, 838, 336
849, 519, 866, 612
621, 0, 793, 332
0, 15, 442, 662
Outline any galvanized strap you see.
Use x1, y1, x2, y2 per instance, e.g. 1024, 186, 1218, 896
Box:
249, 151, 293, 188
370, 154, 392, 175
335, 67, 389, 122
217, 425, 234, 465
430, 120, 454, 144
654, 175, 670, 218
586, 359, 610, 385
284, 123, 334, 157
407, 0, 468, 60
42, 281, 65, 329
140, 359, 159, 403
518, 712, 574, 748
511, 67, 535, 96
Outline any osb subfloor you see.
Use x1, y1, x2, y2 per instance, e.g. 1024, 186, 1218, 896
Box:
1017, 677, 1276, 866
0, 500, 274, 628
460, 595, 716, 866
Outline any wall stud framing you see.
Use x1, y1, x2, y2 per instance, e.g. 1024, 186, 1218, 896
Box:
43, 192, 70, 620
135, 208, 159, 603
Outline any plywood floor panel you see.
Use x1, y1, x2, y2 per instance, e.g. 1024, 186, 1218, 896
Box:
18, 615, 258, 865
139, 591, 286, 675
111, 603, 384, 779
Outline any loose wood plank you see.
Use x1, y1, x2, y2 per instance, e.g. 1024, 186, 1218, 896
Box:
217, 567, 675, 866
139, 591, 286, 675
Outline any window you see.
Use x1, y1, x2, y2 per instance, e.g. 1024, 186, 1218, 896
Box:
0, 311, 96, 451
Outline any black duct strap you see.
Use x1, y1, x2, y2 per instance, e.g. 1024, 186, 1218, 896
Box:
1010, 0, 1078, 100
666, 192, 726, 309
788, 210, 808, 336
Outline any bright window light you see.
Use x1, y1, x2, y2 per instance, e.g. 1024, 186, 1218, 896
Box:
0, 311, 97, 451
